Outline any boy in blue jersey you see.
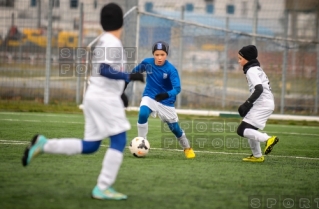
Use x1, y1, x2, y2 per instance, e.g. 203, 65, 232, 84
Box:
128, 41, 195, 159
21, 3, 144, 200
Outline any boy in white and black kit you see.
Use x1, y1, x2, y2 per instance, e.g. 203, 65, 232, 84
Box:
236, 45, 279, 162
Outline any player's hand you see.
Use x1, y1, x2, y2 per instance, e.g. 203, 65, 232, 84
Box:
238, 101, 253, 117
155, 93, 169, 102
121, 93, 129, 107
129, 72, 144, 83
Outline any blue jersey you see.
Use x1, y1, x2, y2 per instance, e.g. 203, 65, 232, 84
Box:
131, 58, 181, 107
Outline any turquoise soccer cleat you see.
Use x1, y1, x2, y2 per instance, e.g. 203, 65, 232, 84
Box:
22, 134, 47, 166
91, 186, 127, 200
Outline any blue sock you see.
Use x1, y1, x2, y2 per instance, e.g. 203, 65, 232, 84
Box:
110, 132, 127, 152
81, 140, 102, 154
167, 122, 183, 138
138, 105, 152, 124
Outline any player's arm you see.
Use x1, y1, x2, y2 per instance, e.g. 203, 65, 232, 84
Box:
167, 70, 181, 97
123, 60, 148, 91
246, 70, 263, 103
247, 84, 263, 103
131, 60, 147, 74
99, 63, 144, 82
238, 70, 263, 117
154, 69, 181, 102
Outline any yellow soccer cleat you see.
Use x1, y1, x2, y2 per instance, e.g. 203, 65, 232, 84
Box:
264, 136, 279, 155
184, 148, 195, 159
242, 154, 264, 162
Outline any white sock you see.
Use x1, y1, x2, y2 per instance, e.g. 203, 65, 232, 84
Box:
243, 128, 270, 142
137, 122, 148, 139
247, 138, 262, 158
97, 148, 123, 190
43, 138, 82, 155
177, 132, 190, 149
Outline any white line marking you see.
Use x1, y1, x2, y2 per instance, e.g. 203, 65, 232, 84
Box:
1, 119, 41, 122
0, 112, 82, 118
0, 112, 318, 129
142, 147, 319, 161
0, 140, 28, 143
1, 142, 28, 145
1, 118, 318, 136
1, 140, 318, 161
268, 132, 319, 136
0, 119, 84, 124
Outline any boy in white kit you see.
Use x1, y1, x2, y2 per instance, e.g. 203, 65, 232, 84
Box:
236, 45, 279, 162
21, 3, 144, 200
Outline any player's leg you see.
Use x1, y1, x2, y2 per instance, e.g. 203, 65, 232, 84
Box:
243, 108, 279, 155
247, 139, 262, 158
137, 105, 152, 139
158, 104, 195, 158
167, 122, 189, 148
92, 131, 127, 200
243, 128, 279, 155
86, 95, 130, 200
22, 134, 102, 166
237, 121, 264, 162
166, 121, 195, 158
137, 97, 159, 139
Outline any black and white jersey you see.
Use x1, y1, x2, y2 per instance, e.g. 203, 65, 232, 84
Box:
246, 66, 274, 109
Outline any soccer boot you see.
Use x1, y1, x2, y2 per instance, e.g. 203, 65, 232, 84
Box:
22, 134, 47, 166
184, 148, 195, 159
91, 186, 127, 200
264, 136, 279, 155
242, 154, 264, 162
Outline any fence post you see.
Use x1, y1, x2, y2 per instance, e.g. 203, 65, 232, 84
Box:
280, 10, 289, 114
76, 3, 84, 104
222, 16, 229, 108
44, 0, 53, 105
315, 19, 319, 114
37, 0, 41, 28
177, 5, 185, 109
252, 0, 258, 45
131, 8, 140, 107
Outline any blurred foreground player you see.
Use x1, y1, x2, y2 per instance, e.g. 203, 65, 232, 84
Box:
22, 3, 144, 200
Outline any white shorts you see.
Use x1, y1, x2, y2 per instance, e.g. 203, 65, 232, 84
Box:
140, 96, 178, 123
83, 96, 131, 141
243, 105, 273, 130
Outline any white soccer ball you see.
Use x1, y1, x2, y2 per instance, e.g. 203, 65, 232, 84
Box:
129, 137, 150, 157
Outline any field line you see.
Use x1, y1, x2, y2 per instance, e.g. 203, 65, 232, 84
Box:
0, 112, 319, 129
0, 118, 84, 124
0, 112, 83, 118
1, 140, 318, 161
1, 118, 318, 136
142, 147, 319, 161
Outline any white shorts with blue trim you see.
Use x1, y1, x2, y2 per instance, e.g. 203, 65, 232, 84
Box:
140, 96, 179, 123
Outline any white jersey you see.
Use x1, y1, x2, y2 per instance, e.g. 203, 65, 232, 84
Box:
243, 66, 274, 129
83, 32, 130, 140
87, 32, 126, 98
245, 66, 274, 110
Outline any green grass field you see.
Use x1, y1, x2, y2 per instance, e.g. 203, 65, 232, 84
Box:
0, 111, 319, 209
